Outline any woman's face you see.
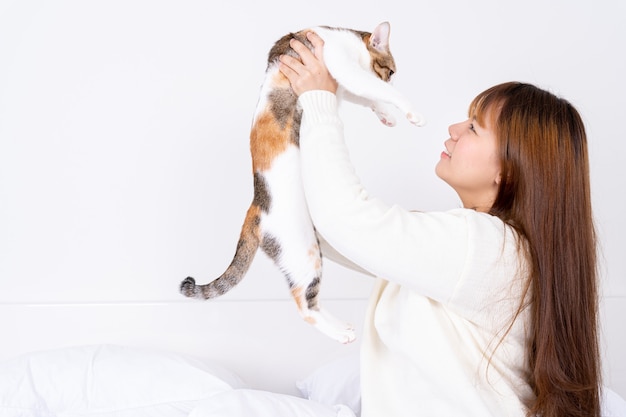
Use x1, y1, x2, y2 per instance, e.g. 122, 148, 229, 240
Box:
435, 112, 501, 212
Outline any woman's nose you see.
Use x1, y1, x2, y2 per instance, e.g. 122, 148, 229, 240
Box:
448, 122, 462, 141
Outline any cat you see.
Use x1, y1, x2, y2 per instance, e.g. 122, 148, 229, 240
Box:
180, 21, 424, 344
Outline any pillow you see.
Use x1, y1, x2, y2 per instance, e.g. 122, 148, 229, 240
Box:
188, 389, 356, 417
0, 344, 245, 417
296, 353, 361, 416
602, 387, 626, 417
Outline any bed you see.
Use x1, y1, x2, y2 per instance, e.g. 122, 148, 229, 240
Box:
2, 299, 626, 417
0, 299, 367, 417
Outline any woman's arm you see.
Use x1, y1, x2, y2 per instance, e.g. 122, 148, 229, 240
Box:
297, 90, 470, 303
280, 33, 507, 306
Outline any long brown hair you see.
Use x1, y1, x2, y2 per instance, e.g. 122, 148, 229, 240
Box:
470, 82, 601, 417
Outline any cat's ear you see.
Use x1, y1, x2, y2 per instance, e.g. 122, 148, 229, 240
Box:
370, 21, 391, 52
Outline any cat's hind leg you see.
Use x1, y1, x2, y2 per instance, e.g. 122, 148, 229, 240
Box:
284, 243, 356, 344
261, 145, 355, 343
261, 231, 355, 344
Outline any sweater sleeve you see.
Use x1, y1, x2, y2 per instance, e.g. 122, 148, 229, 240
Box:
298, 90, 478, 304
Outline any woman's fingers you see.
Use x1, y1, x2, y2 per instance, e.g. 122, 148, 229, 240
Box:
279, 54, 301, 75
306, 31, 325, 61
278, 31, 337, 95
289, 37, 316, 66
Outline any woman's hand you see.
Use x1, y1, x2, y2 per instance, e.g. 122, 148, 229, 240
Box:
279, 31, 338, 96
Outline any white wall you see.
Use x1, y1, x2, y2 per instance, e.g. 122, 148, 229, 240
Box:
1, 0, 624, 397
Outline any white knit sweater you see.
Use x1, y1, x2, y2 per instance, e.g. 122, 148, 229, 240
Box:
298, 90, 534, 416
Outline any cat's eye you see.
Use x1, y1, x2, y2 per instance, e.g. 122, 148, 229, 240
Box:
388, 69, 395, 78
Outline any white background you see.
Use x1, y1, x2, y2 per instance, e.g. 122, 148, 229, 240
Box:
1, 0, 624, 397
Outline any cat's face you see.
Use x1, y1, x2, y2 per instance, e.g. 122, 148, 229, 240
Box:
369, 49, 396, 82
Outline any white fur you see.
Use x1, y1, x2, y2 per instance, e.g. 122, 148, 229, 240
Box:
252, 66, 279, 122
261, 145, 318, 283
312, 24, 425, 126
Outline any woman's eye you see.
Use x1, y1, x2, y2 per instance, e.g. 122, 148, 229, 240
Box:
469, 123, 476, 132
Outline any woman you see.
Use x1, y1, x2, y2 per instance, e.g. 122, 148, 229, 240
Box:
279, 32, 601, 416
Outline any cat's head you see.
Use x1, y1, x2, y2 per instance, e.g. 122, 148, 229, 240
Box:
362, 22, 396, 82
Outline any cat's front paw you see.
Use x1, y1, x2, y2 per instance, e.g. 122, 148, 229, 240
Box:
379, 116, 396, 127
407, 111, 426, 127
372, 107, 396, 127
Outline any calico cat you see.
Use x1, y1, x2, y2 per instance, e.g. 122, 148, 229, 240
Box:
180, 21, 424, 343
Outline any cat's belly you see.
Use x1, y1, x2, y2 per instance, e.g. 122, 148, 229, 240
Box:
260, 144, 317, 246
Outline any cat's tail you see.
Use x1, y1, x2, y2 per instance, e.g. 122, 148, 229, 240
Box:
180, 204, 262, 299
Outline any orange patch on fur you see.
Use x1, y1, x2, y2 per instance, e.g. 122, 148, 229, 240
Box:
291, 286, 305, 312
242, 204, 262, 240
250, 111, 291, 172
291, 285, 316, 325
271, 70, 291, 89
308, 244, 321, 270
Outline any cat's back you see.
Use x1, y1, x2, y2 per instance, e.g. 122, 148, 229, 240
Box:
266, 26, 369, 69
